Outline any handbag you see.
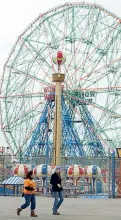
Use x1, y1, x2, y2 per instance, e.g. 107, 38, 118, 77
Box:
22, 193, 24, 197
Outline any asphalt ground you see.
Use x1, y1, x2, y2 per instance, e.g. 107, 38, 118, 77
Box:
0, 196, 121, 220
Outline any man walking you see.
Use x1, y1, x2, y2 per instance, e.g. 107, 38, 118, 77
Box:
50, 167, 64, 215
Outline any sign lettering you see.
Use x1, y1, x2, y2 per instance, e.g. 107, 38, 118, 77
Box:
44, 85, 64, 100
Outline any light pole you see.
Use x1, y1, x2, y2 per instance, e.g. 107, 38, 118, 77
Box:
45, 104, 52, 196
45, 126, 49, 196
52, 51, 66, 166
19, 147, 22, 164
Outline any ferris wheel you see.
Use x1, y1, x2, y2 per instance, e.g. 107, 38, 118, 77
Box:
1, 2, 121, 158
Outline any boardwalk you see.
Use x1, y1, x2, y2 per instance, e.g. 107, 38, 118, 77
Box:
0, 196, 121, 220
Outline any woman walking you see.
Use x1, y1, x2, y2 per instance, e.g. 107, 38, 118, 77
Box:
17, 170, 37, 217
50, 167, 64, 215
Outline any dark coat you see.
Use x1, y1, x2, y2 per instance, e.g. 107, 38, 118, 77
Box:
50, 172, 63, 192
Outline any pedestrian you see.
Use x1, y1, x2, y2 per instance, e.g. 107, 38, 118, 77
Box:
17, 170, 37, 217
50, 166, 64, 215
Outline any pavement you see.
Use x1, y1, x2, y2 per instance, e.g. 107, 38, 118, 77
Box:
0, 196, 121, 220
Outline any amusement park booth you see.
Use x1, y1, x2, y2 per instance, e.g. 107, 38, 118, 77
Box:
0, 176, 24, 196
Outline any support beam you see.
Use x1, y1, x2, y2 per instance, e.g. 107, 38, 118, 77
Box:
52, 73, 65, 165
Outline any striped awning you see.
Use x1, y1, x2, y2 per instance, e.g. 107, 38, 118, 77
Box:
2, 176, 24, 185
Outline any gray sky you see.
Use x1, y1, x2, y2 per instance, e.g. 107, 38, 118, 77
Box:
0, 0, 121, 149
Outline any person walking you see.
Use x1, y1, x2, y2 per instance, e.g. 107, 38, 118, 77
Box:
17, 170, 37, 217
50, 167, 64, 215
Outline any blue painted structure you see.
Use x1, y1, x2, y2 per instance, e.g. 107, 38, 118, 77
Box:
0, 176, 24, 196
24, 93, 105, 158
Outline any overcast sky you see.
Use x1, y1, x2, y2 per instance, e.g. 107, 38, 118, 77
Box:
0, 0, 121, 149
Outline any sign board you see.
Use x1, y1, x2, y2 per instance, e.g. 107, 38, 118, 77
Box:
44, 85, 64, 100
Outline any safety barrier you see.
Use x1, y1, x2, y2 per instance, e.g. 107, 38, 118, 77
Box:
0, 155, 120, 198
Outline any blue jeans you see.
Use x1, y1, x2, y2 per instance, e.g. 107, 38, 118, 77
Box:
21, 194, 36, 211
53, 191, 64, 213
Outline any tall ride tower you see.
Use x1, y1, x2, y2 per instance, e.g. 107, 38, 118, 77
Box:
52, 51, 66, 165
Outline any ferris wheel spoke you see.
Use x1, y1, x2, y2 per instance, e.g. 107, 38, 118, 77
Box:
19, 116, 41, 151
44, 11, 72, 75
3, 100, 45, 129
0, 92, 46, 99
83, 65, 121, 91
62, 4, 69, 51
4, 103, 45, 153
80, 70, 119, 91
5, 66, 52, 87
11, 100, 44, 130
68, 6, 100, 80
64, 92, 121, 119
80, 34, 121, 88
76, 56, 119, 92
20, 37, 52, 83
46, 20, 60, 51
65, 7, 94, 84
66, 20, 119, 85
0, 115, 14, 154
41, 22, 56, 72
97, 93, 121, 130
64, 8, 92, 83
68, 55, 121, 88
7, 111, 41, 131
74, 86, 121, 92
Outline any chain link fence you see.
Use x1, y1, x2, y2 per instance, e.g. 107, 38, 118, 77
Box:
0, 154, 120, 198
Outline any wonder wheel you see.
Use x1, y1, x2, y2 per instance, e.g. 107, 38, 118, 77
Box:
1, 2, 121, 158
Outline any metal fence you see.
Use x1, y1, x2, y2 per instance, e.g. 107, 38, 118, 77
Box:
0, 154, 120, 198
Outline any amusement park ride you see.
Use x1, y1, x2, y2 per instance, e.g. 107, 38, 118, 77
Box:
1, 2, 121, 167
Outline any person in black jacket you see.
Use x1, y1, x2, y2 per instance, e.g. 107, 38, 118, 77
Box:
50, 167, 64, 215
